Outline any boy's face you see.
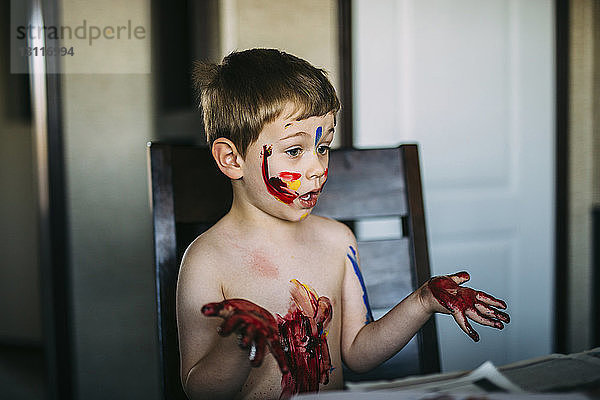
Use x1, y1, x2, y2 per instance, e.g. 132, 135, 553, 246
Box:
241, 106, 335, 222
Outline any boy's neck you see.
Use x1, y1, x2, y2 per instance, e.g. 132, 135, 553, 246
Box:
226, 191, 305, 239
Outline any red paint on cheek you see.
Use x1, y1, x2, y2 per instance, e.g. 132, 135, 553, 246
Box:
247, 251, 279, 279
319, 168, 329, 192
279, 171, 302, 181
262, 145, 299, 204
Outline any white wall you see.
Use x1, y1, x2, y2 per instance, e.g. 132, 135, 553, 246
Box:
219, 0, 342, 145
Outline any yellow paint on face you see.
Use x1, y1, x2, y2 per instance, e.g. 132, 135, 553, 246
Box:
286, 179, 301, 191
299, 212, 309, 221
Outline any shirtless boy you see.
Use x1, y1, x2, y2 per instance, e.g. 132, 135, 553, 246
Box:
176, 48, 510, 400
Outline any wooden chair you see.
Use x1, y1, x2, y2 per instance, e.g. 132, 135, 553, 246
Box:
148, 142, 440, 399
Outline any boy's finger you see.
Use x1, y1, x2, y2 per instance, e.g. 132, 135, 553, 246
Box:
222, 299, 276, 323
465, 308, 504, 330
239, 325, 257, 348
218, 314, 248, 336
201, 301, 224, 317
449, 271, 470, 285
475, 291, 507, 309
249, 337, 266, 367
475, 302, 510, 323
454, 311, 479, 342
267, 340, 290, 374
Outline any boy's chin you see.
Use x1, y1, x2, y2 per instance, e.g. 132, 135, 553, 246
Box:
270, 204, 313, 223
281, 209, 312, 223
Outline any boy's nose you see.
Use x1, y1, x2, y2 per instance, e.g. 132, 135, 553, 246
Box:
306, 154, 327, 180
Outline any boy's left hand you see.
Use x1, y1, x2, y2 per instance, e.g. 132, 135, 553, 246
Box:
420, 271, 510, 342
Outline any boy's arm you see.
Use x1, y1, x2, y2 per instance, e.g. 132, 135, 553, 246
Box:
176, 246, 253, 399
340, 229, 509, 374
340, 229, 433, 373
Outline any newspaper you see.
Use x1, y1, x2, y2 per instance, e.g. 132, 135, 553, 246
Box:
344, 361, 524, 394
295, 348, 600, 399
293, 349, 600, 400
296, 390, 590, 399
341, 348, 600, 396
499, 347, 600, 393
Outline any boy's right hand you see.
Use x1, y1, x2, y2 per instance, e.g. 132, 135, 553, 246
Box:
201, 299, 290, 375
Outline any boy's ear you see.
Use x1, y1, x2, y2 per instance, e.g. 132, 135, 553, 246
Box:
212, 138, 244, 180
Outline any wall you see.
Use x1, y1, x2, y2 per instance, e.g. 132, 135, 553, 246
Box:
59, 0, 159, 398
568, 0, 600, 352
218, 0, 341, 145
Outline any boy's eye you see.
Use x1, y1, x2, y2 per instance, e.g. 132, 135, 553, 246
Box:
316, 145, 330, 156
285, 147, 303, 157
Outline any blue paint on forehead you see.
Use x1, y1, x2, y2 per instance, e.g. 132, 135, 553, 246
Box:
315, 126, 323, 147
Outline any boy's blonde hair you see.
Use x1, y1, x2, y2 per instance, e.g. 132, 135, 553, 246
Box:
193, 48, 340, 158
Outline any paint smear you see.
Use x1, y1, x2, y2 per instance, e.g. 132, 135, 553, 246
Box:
200, 299, 289, 374
278, 171, 302, 191
279, 171, 302, 181
427, 272, 510, 342
277, 279, 332, 398
262, 145, 299, 204
314, 126, 323, 148
347, 246, 374, 324
201, 279, 333, 399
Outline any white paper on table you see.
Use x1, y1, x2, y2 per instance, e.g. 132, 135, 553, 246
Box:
345, 361, 524, 394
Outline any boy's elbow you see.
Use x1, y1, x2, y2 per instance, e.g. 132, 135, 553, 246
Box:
345, 364, 370, 375
342, 349, 378, 375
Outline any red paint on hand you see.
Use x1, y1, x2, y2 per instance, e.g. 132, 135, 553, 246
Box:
427, 271, 510, 342
201, 299, 289, 374
201, 280, 334, 399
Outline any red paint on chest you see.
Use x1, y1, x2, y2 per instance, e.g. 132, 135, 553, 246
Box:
247, 251, 279, 279
277, 280, 333, 398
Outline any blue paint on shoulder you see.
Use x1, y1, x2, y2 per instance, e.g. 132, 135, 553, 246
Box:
347, 245, 374, 324
315, 126, 323, 147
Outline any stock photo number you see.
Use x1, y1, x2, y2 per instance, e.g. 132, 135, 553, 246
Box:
19, 46, 75, 57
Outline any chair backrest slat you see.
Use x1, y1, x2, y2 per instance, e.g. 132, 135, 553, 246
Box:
171, 146, 232, 223
357, 239, 413, 310
314, 148, 407, 219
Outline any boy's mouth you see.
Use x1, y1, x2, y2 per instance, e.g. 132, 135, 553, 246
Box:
298, 190, 320, 208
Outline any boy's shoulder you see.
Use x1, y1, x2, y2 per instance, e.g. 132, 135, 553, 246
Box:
305, 214, 356, 247
179, 219, 232, 273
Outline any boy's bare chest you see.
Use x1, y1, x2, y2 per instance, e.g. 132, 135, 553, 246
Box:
212, 236, 346, 396
219, 241, 343, 316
